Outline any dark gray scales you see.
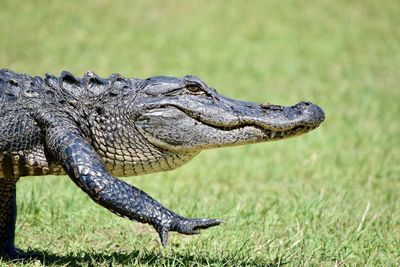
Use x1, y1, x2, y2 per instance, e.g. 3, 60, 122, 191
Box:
0, 69, 324, 260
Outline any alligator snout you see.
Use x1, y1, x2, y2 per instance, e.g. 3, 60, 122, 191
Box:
234, 99, 325, 132
285, 101, 325, 127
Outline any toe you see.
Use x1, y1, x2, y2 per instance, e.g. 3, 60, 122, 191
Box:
177, 217, 223, 234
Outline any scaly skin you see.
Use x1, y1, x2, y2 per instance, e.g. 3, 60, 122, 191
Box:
0, 69, 324, 260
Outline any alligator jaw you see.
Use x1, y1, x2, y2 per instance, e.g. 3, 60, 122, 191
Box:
189, 100, 325, 140
136, 98, 325, 152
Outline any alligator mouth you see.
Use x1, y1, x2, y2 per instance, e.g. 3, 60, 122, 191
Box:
153, 103, 320, 139
137, 98, 324, 152
143, 103, 321, 142
201, 121, 316, 141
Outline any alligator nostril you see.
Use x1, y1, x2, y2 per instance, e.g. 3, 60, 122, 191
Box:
261, 104, 284, 111
297, 101, 311, 107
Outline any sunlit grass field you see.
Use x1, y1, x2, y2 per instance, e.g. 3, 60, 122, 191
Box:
1, 0, 399, 266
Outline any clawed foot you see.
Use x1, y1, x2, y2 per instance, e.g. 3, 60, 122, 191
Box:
155, 216, 223, 247
0, 243, 41, 261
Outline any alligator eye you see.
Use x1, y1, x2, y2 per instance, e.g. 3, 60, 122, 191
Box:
186, 84, 205, 95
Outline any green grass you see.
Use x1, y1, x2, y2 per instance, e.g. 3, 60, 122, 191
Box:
1, 0, 399, 266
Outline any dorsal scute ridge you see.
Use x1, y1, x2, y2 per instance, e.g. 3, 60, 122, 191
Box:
0, 69, 46, 101
1, 69, 143, 102
60, 71, 139, 98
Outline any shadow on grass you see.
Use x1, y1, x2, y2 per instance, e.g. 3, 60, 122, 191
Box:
20, 249, 288, 266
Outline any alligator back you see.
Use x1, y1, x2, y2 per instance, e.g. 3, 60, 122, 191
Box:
0, 69, 118, 177
0, 70, 60, 177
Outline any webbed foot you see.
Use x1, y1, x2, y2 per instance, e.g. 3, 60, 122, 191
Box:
155, 216, 223, 247
0, 243, 41, 261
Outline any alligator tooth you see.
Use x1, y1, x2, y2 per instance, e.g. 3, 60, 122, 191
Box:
271, 131, 276, 138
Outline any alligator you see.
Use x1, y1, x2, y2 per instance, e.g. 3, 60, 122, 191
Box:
0, 69, 325, 260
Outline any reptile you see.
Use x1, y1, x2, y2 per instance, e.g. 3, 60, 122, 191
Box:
0, 69, 325, 260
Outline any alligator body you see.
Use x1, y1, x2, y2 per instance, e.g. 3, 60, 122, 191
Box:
0, 69, 325, 260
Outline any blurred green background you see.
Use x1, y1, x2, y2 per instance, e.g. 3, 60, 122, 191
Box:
0, 0, 399, 266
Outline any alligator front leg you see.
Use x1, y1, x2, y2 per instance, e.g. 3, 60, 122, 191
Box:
0, 178, 40, 260
46, 126, 222, 247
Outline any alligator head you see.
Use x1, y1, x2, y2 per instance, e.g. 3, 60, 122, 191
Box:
133, 75, 325, 153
